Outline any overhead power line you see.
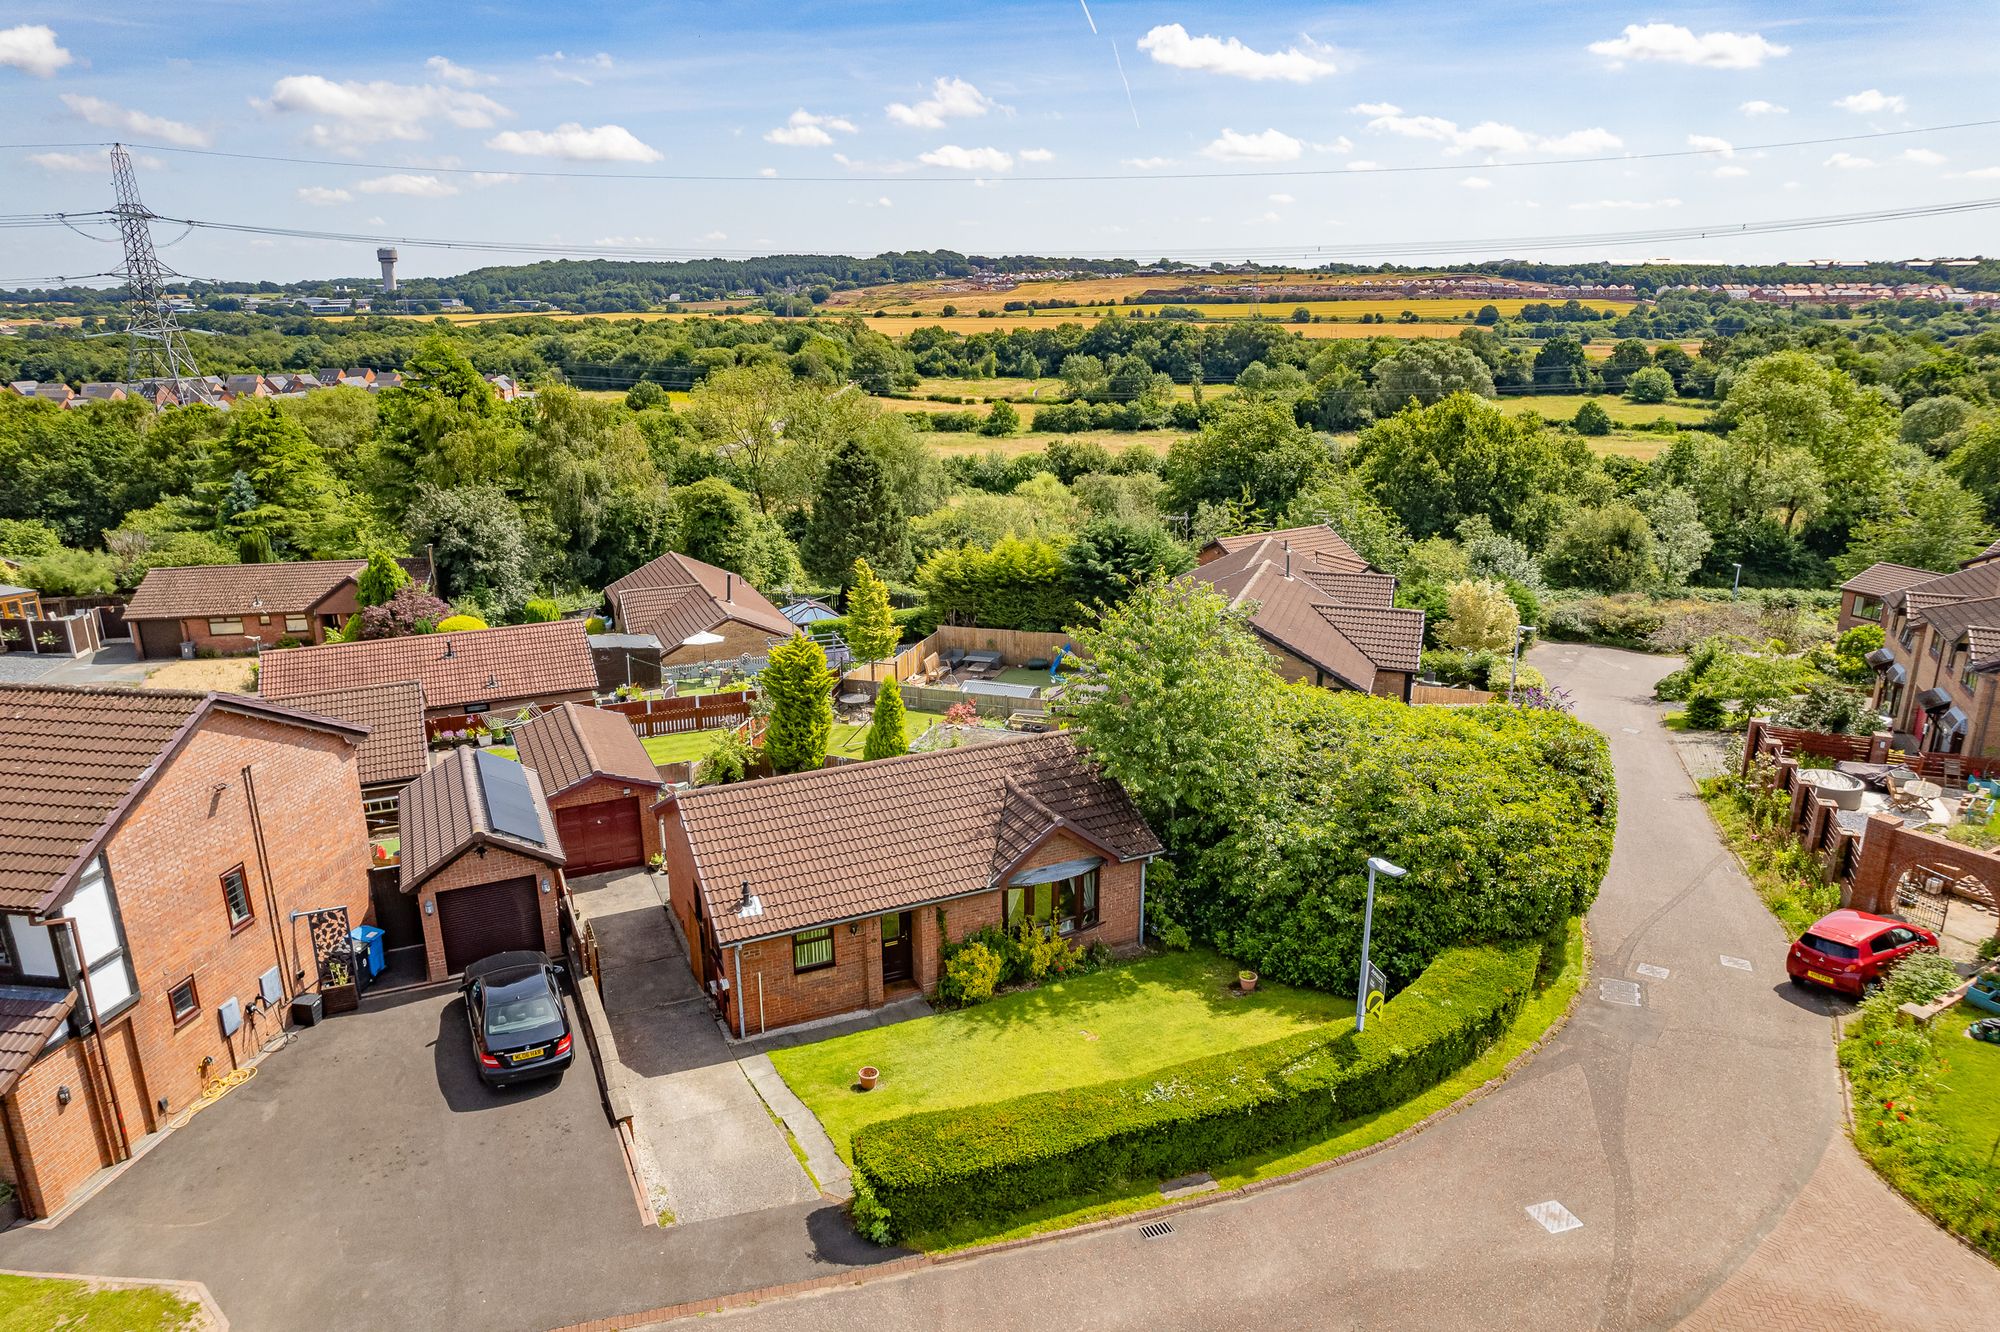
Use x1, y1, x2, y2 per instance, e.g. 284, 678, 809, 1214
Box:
4, 116, 1998, 183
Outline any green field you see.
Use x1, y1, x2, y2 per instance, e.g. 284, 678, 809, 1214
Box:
0, 1273, 200, 1331
1525, 393, 1712, 428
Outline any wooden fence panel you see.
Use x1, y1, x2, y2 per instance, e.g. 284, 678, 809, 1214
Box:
1410, 684, 1495, 706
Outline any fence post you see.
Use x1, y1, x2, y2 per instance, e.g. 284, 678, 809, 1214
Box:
1741, 719, 1763, 777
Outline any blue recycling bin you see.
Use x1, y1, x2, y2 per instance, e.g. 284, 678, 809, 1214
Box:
351, 926, 386, 982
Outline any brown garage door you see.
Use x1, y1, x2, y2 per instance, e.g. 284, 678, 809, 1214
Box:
436, 876, 543, 975
555, 798, 644, 876
134, 618, 182, 660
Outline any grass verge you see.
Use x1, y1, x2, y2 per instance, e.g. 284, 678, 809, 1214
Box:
1696, 773, 1840, 938
902, 918, 1585, 1252
0, 1272, 202, 1331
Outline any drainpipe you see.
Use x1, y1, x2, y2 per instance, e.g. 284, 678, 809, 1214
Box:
46, 916, 130, 1164
241, 766, 297, 995
1137, 860, 1149, 946
733, 945, 746, 1039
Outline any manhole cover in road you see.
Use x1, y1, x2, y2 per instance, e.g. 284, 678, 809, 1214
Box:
1720, 955, 1754, 971
1526, 1201, 1582, 1234
1599, 979, 1642, 1006
1636, 963, 1670, 980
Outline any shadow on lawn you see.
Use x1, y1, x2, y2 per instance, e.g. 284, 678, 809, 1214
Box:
941, 951, 1351, 1037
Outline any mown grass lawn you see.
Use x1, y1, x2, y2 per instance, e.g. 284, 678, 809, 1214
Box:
1930, 1021, 2000, 1156
769, 948, 1354, 1166
0, 1273, 201, 1331
637, 711, 954, 766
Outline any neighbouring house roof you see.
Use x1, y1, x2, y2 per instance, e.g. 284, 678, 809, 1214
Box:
1968, 624, 2000, 670
1888, 558, 2000, 614
1187, 536, 1425, 687
1203, 523, 1371, 573
398, 746, 566, 892
259, 620, 596, 713
1297, 568, 1398, 608
509, 703, 661, 798
667, 732, 1161, 946
0, 685, 368, 912
125, 560, 367, 621
1917, 594, 2000, 641
780, 597, 840, 625
0, 986, 76, 1097
1963, 539, 2000, 568
1840, 562, 1936, 599
282, 681, 429, 788
604, 552, 794, 643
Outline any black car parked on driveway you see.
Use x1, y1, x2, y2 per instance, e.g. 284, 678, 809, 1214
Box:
462, 951, 573, 1087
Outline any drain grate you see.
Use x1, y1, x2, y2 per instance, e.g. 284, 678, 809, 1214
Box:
1139, 1221, 1174, 1239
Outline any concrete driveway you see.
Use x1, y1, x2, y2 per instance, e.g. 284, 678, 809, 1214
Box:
0, 975, 886, 1330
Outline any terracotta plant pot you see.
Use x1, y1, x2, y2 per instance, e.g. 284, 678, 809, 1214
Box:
1238, 971, 1259, 993
857, 1065, 879, 1091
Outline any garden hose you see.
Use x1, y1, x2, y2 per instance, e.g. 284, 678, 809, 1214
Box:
168, 1067, 255, 1131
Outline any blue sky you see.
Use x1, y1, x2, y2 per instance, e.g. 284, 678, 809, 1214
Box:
4, 2, 1999, 282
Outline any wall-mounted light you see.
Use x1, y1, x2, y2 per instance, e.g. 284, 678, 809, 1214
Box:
424, 900, 434, 916
55, 1085, 71, 1107
540, 878, 551, 894
849, 921, 860, 935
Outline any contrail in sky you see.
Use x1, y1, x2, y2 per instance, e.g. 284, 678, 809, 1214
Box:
1110, 39, 1139, 129
1078, 0, 1097, 35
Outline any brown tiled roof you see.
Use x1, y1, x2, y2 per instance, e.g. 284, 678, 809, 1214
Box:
1316, 603, 1424, 673
1969, 625, 2000, 670
282, 682, 429, 788
1963, 539, 2000, 568
259, 620, 596, 712
125, 560, 365, 620
1189, 545, 1423, 687
0, 986, 76, 1097
509, 703, 661, 797
0, 686, 366, 912
1299, 567, 1397, 607
605, 552, 793, 641
1891, 559, 2000, 611
669, 732, 1161, 945
1902, 589, 1968, 614
398, 747, 565, 892
1839, 562, 1936, 598
1206, 524, 1371, 573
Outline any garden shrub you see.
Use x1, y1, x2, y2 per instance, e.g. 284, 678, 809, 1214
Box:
1484, 659, 1544, 693
853, 939, 1543, 1241
1420, 648, 1500, 687
1682, 690, 1727, 730
938, 942, 1001, 1006
1775, 683, 1878, 735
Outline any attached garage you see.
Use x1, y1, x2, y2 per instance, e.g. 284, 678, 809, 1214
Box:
398, 747, 569, 981
511, 702, 665, 878
132, 618, 186, 661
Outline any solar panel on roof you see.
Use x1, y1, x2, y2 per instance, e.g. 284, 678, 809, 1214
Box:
473, 749, 545, 846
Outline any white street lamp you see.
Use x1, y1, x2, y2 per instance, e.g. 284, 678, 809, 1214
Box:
1356, 856, 1406, 1033
1509, 623, 1534, 702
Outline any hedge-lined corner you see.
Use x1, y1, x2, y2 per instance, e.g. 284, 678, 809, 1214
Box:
851, 938, 1544, 1243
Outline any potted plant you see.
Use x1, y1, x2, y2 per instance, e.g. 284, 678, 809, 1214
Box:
647, 851, 665, 874
321, 958, 360, 1015
1238, 969, 1259, 994
857, 1065, 880, 1091
471, 724, 493, 748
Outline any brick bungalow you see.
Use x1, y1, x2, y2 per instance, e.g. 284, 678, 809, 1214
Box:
398, 748, 568, 981
1856, 544, 2000, 755
508, 703, 666, 876
660, 733, 1161, 1037
604, 552, 795, 667
1185, 525, 1425, 701
258, 619, 598, 728
123, 559, 425, 660
278, 681, 431, 821
0, 685, 373, 1219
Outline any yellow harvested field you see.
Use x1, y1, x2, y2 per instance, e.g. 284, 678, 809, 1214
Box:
923, 429, 1174, 460
1587, 431, 1671, 461
827, 272, 1602, 313
143, 658, 258, 694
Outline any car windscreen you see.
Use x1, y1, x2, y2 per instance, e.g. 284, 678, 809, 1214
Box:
1799, 932, 1859, 960
482, 975, 562, 1039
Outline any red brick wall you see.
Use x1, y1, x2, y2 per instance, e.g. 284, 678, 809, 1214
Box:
545, 779, 665, 864
3, 1040, 115, 1219
658, 618, 785, 668
413, 846, 563, 981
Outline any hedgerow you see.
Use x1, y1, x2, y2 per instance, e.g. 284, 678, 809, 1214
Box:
851, 938, 1542, 1242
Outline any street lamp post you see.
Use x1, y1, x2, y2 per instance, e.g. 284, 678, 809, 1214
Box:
1508, 623, 1533, 702
1356, 856, 1406, 1033
1731, 563, 1743, 600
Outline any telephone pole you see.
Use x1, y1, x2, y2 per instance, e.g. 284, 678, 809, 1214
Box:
108, 143, 210, 404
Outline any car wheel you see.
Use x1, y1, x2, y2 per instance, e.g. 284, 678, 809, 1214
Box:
1789, 974, 1809, 989
1862, 979, 1884, 998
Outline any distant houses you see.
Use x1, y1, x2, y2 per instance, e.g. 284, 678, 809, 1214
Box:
2, 370, 521, 410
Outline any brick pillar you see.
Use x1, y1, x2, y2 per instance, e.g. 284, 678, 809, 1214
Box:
1788, 769, 1813, 831
1870, 730, 1892, 764
1849, 814, 1904, 915
914, 907, 940, 993
863, 917, 885, 1009
1741, 720, 1764, 776
1804, 795, 1828, 850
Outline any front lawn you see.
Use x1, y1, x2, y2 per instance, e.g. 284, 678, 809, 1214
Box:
640, 711, 953, 766
769, 948, 1354, 1163
0, 1273, 202, 1331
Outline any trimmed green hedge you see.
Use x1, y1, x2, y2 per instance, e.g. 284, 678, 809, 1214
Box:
851, 939, 1543, 1241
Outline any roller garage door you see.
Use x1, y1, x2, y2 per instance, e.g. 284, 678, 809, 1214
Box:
436, 876, 543, 974
555, 798, 644, 876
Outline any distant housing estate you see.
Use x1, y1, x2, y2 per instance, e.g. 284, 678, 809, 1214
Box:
3, 369, 524, 410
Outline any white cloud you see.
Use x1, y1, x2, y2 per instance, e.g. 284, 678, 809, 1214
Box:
488, 123, 662, 162
259, 74, 508, 146
701, 229, 727, 242
1360, 106, 1619, 157
1714, 164, 1750, 178
295, 185, 352, 205
872, 196, 893, 208
1824, 151, 1876, 170
1313, 135, 1354, 154
357, 172, 458, 197
541, 51, 614, 85
764, 108, 858, 147
1267, 192, 1294, 203
424, 56, 492, 87
1958, 166, 2000, 180
1740, 99, 1787, 116
1248, 210, 1282, 224
1569, 197, 1682, 211
1687, 134, 1734, 158
919, 144, 1014, 172
1588, 23, 1788, 70
58, 93, 210, 148
1835, 89, 1906, 114
1459, 176, 1492, 190
1902, 148, 1946, 166
0, 24, 72, 78
1018, 147, 1055, 163
1122, 156, 1175, 169
1198, 127, 1303, 163
593, 235, 657, 246
1346, 160, 1380, 171
758, 166, 777, 178
1136, 23, 1336, 83
31, 149, 159, 172
1351, 101, 1400, 116
885, 77, 999, 129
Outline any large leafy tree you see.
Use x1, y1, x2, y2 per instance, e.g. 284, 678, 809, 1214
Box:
370, 333, 512, 514
403, 483, 534, 609
669, 476, 802, 589
203, 400, 370, 557
1062, 517, 1194, 610
761, 633, 835, 775
1835, 466, 1991, 577
1161, 397, 1331, 518
517, 386, 658, 585
684, 362, 796, 513
802, 437, 909, 588
1543, 502, 1659, 591
1369, 341, 1496, 415
1436, 579, 1519, 651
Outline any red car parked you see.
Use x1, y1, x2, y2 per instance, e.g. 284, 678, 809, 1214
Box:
1786, 909, 1938, 997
